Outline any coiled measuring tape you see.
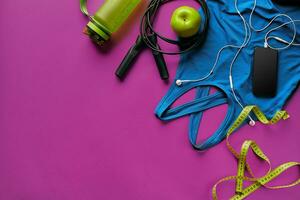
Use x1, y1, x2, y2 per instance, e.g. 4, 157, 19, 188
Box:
212, 105, 300, 200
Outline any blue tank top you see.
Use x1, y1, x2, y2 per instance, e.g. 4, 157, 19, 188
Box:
155, 0, 300, 150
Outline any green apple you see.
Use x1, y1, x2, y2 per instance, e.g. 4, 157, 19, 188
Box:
170, 6, 201, 38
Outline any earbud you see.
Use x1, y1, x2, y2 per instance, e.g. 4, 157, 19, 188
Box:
249, 120, 256, 127
176, 80, 182, 86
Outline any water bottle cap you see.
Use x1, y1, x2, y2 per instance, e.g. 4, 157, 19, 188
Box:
86, 21, 111, 45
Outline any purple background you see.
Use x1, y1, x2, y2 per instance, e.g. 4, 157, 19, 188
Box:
0, 0, 299, 199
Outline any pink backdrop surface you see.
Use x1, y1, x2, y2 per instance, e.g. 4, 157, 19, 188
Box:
0, 0, 299, 199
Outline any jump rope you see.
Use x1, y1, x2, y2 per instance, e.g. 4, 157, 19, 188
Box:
175, 0, 300, 126
115, 0, 209, 79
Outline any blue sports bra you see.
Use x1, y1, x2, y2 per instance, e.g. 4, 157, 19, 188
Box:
155, 0, 300, 150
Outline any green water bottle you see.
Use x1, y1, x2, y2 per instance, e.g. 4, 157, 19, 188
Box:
80, 0, 142, 45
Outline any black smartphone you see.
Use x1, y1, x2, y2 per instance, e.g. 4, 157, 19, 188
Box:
252, 47, 278, 97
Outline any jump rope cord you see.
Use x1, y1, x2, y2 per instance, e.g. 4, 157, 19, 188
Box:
176, 0, 300, 125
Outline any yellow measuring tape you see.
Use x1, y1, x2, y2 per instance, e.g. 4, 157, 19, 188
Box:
212, 105, 300, 200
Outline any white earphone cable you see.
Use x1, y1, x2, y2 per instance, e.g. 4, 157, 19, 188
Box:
230, 0, 256, 124
249, 0, 298, 50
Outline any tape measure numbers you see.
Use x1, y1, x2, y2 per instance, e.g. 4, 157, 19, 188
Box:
213, 105, 300, 200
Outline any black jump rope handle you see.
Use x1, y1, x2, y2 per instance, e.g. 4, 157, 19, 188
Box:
115, 36, 144, 79
148, 34, 169, 80
115, 35, 169, 80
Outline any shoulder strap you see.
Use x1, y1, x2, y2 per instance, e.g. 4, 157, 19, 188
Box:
155, 85, 227, 121
155, 82, 237, 151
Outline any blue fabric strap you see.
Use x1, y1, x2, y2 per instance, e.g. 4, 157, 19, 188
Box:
155, 86, 226, 120
155, 84, 237, 150
187, 88, 237, 150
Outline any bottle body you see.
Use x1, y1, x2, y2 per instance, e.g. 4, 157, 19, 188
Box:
94, 0, 141, 33
86, 0, 141, 45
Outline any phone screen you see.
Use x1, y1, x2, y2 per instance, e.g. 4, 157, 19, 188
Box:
252, 47, 278, 97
